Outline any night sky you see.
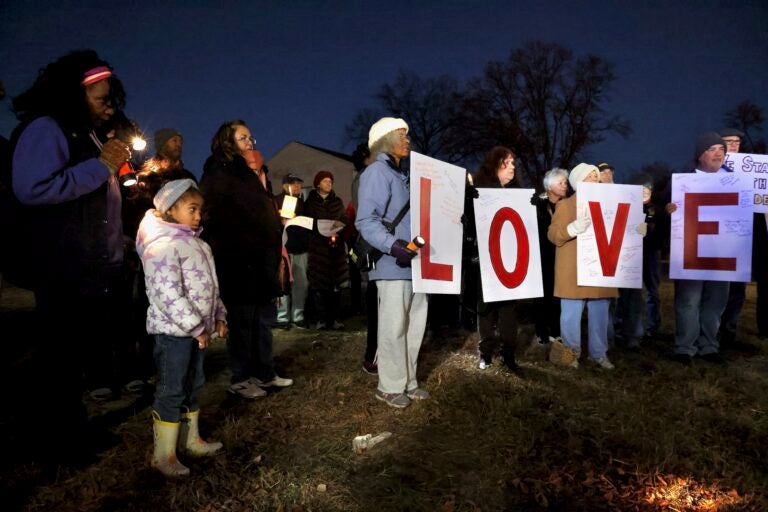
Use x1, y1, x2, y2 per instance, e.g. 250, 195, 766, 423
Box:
2, 1, 767, 181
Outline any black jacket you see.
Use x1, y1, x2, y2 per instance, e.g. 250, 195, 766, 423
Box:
200, 154, 283, 303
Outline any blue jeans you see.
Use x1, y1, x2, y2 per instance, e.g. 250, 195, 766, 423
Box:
560, 298, 610, 359
720, 281, 746, 336
617, 288, 644, 346
227, 301, 277, 384
643, 249, 661, 334
153, 334, 205, 423
276, 252, 308, 324
674, 279, 729, 356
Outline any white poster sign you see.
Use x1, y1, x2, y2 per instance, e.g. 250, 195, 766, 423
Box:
669, 173, 753, 282
725, 152, 768, 213
576, 182, 645, 288
473, 188, 543, 302
410, 152, 465, 294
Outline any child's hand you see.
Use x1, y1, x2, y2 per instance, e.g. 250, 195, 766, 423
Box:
196, 332, 212, 349
216, 320, 228, 338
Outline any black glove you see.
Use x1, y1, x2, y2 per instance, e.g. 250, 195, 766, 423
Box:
467, 184, 479, 199
530, 193, 538, 206
390, 239, 417, 268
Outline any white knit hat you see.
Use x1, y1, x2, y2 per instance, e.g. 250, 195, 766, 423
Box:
154, 179, 197, 214
569, 163, 599, 188
368, 117, 409, 149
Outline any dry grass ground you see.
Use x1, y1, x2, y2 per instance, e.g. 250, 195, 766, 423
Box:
1, 278, 766, 511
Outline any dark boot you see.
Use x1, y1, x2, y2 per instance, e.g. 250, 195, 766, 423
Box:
502, 347, 522, 375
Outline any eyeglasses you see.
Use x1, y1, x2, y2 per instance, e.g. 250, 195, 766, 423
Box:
723, 139, 740, 145
236, 135, 255, 144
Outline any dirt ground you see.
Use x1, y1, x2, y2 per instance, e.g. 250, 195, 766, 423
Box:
1, 277, 766, 511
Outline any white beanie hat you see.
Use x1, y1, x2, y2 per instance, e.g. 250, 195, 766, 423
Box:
368, 117, 409, 149
569, 163, 599, 188
154, 179, 198, 214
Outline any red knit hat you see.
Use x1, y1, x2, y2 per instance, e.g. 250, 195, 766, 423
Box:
313, 170, 334, 188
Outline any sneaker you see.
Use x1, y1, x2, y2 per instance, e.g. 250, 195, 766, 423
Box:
88, 387, 113, 402
291, 322, 306, 330
314, 321, 326, 330
375, 390, 410, 408
478, 354, 492, 370
591, 357, 615, 370
123, 379, 145, 394
568, 359, 579, 369
406, 388, 430, 400
228, 380, 267, 399
331, 321, 345, 330
362, 360, 378, 375
251, 375, 294, 388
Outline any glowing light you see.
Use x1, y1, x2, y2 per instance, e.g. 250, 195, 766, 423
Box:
645, 475, 743, 510
131, 136, 147, 151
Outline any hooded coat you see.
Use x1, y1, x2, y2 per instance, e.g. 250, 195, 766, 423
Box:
136, 210, 227, 337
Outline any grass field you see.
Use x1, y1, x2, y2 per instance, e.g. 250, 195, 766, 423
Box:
1, 278, 766, 511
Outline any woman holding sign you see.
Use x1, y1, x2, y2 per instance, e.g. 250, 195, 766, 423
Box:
548, 163, 618, 370
468, 146, 523, 374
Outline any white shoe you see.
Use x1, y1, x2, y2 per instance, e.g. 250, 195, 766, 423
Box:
228, 380, 267, 399
591, 357, 615, 370
568, 359, 579, 369
478, 355, 492, 370
251, 375, 294, 388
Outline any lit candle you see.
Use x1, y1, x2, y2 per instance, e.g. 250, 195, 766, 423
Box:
280, 195, 297, 218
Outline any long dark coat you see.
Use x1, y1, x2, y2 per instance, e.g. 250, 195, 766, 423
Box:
199, 154, 283, 304
303, 189, 349, 291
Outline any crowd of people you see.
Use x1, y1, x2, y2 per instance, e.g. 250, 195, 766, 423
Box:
2, 49, 764, 476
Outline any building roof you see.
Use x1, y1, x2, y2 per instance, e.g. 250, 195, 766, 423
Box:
266, 141, 355, 205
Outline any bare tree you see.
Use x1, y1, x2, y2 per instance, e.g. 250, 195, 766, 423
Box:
345, 70, 463, 162
450, 41, 630, 187
724, 100, 766, 154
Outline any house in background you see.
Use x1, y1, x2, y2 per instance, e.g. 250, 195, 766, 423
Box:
267, 141, 355, 205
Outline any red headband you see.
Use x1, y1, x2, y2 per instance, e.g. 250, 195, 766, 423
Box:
81, 66, 112, 86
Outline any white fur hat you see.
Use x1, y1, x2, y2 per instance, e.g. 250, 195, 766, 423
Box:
368, 117, 409, 149
154, 179, 197, 214
569, 163, 599, 188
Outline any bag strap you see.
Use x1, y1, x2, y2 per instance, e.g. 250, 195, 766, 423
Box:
385, 200, 410, 234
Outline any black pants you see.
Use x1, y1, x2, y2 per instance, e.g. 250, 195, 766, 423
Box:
478, 301, 518, 362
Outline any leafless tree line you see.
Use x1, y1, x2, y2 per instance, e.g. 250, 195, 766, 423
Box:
346, 40, 765, 190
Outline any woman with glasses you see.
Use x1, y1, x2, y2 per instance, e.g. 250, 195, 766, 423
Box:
199, 120, 293, 400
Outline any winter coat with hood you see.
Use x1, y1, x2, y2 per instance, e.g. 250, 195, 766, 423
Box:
136, 210, 227, 338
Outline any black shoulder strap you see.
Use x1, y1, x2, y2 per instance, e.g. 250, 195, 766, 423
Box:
391, 200, 410, 227
385, 200, 410, 234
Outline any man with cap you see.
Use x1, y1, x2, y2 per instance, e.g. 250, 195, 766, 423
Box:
128, 128, 197, 237
274, 173, 309, 328
718, 128, 747, 346
665, 132, 730, 365
356, 117, 428, 408
597, 162, 615, 183
720, 128, 745, 172
139, 128, 196, 178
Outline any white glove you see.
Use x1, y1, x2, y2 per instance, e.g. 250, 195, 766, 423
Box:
636, 222, 648, 236
567, 216, 591, 237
